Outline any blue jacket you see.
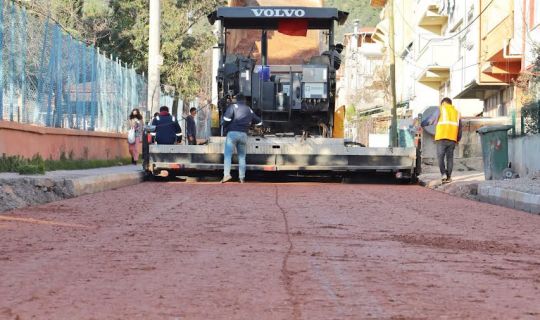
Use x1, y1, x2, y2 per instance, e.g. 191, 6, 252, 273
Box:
223, 102, 262, 133
151, 112, 181, 144
421, 108, 463, 142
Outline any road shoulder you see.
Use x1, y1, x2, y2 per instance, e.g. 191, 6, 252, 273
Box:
419, 168, 540, 214
0, 166, 143, 212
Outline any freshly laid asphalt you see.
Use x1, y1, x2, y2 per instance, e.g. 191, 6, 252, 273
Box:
1, 179, 539, 319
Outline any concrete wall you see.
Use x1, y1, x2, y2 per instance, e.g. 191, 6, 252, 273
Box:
0, 121, 131, 160
509, 134, 540, 177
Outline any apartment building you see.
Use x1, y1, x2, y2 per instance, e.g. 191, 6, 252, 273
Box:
370, 0, 533, 119
372, 0, 417, 114
337, 23, 385, 112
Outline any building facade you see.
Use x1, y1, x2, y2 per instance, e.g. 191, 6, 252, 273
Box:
369, 0, 539, 122
337, 24, 386, 112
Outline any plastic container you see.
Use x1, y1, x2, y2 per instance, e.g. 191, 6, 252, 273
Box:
477, 125, 513, 180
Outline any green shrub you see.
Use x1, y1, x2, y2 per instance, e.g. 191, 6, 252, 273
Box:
0, 154, 26, 172
522, 102, 540, 134
0, 153, 133, 173
17, 164, 45, 175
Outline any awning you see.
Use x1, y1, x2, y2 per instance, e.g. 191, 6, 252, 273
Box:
454, 81, 508, 100
417, 66, 450, 83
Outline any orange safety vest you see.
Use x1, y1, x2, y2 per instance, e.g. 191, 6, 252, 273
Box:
435, 103, 460, 142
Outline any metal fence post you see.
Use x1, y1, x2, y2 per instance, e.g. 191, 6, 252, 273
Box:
8, 1, 15, 121
90, 47, 97, 130
54, 30, 63, 128
35, 16, 50, 124
65, 36, 73, 128
82, 45, 88, 130
0, 0, 4, 121
45, 25, 59, 127
19, 6, 27, 123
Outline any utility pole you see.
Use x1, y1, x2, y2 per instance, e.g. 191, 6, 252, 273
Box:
211, 20, 221, 106
147, 0, 162, 114
388, 0, 398, 147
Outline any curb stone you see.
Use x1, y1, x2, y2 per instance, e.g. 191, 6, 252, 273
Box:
478, 185, 540, 214
0, 170, 144, 213
68, 171, 144, 197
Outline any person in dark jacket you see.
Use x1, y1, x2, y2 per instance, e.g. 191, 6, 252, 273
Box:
322, 43, 344, 70
221, 94, 263, 183
186, 107, 197, 145
151, 106, 181, 145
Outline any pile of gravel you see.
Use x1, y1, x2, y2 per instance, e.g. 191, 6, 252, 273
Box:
480, 171, 540, 195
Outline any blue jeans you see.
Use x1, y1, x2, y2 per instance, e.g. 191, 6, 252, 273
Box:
223, 131, 248, 179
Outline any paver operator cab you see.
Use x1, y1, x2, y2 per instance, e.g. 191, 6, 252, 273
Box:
143, 6, 419, 181
209, 7, 348, 136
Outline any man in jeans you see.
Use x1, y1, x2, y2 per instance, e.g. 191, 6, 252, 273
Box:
221, 94, 263, 183
421, 97, 462, 184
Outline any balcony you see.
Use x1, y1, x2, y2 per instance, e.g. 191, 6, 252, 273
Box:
372, 19, 388, 44
357, 43, 383, 57
370, 0, 387, 8
415, 38, 457, 83
416, 0, 448, 32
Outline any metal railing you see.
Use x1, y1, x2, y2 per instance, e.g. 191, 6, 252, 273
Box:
0, 0, 173, 133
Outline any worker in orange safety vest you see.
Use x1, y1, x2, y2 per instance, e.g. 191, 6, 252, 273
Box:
421, 97, 462, 184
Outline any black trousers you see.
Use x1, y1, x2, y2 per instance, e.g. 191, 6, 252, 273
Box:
436, 139, 456, 178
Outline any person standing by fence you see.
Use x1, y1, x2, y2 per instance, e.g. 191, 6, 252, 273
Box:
186, 107, 197, 145
127, 109, 143, 165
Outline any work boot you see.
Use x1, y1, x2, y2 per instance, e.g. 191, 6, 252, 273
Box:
444, 176, 452, 184
221, 175, 232, 183
441, 174, 447, 184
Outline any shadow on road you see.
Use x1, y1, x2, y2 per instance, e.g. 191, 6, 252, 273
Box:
148, 172, 412, 185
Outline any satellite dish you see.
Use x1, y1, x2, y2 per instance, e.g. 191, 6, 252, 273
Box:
421, 106, 439, 136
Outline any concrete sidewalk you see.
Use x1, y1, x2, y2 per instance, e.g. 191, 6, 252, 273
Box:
419, 168, 540, 214
0, 165, 143, 212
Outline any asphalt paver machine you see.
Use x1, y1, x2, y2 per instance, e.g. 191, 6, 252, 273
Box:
143, 6, 419, 181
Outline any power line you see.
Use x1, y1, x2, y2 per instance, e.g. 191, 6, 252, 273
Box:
428, 0, 496, 42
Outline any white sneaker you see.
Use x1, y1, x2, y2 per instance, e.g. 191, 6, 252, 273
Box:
221, 175, 232, 183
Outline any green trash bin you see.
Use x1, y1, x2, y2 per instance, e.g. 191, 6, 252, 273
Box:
476, 125, 513, 180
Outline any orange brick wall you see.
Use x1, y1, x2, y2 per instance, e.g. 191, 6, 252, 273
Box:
0, 121, 131, 160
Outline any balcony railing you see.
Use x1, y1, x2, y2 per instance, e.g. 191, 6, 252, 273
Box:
357, 43, 383, 57
416, 38, 457, 68
415, 38, 457, 82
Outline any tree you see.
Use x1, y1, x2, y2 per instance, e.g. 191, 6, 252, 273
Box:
323, 0, 380, 42
18, 0, 225, 100
102, 0, 225, 100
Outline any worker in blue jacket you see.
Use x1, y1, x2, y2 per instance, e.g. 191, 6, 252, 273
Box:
221, 94, 263, 183
151, 106, 181, 145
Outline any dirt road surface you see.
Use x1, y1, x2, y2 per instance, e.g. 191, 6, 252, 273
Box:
1, 181, 540, 319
